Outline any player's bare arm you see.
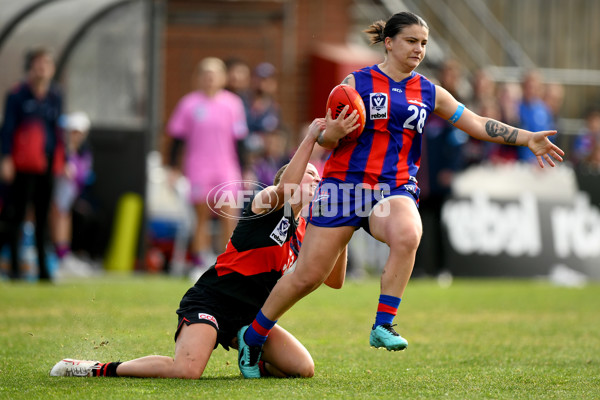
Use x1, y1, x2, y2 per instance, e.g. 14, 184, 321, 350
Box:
252, 118, 324, 214
434, 85, 564, 167
484, 120, 518, 144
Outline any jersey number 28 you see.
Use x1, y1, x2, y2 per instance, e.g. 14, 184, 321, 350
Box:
403, 105, 427, 134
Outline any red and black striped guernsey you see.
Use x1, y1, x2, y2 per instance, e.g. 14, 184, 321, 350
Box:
196, 201, 305, 309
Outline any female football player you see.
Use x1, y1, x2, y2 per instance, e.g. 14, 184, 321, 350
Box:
49, 115, 358, 379
237, 11, 565, 378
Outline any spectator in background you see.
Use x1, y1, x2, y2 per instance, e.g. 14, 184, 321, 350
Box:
464, 67, 499, 165
421, 59, 471, 199
225, 58, 253, 175
497, 82, 522, 128
572, 108, 600, 165
166, 57, 248, 275
544, 82, 565, 125
469, 68, 496, 109
468, 68, 521, 164
418, 58, 470, 275
486, 81, 523, 163
51, 111, 94, 278
252, 129, 288, 186
225, 57, 252, 112
0, 47, 65, 281
437, 58, 472, 103
247, 62, 281, 136
544, 82, 566, 149
580, 144, 600, 171
242, 62, 284, 187
517, 70, 555, 163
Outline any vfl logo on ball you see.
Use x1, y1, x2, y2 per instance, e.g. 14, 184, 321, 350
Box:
369, 93, 388, 120
270, 216, 290, 246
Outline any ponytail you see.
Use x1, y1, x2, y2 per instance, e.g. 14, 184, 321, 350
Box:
363, 20, 387, 45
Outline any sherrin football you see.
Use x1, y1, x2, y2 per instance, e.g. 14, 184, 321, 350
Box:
325, 84, 366, 141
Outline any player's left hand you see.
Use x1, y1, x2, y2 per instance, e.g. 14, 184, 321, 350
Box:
528, 130, 565, 168
307, 118, 326, 142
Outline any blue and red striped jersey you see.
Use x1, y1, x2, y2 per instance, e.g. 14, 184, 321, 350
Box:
323, 65, 436, 189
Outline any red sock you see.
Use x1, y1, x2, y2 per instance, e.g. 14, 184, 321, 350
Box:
93, 362, 122, 377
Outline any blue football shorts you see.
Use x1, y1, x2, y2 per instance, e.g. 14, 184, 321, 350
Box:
308, 177, 420, 234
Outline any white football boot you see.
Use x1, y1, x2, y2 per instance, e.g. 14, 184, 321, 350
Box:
50, 359, 100, 377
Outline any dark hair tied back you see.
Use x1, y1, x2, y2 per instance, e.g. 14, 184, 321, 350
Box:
364, 20, 387, 45
378, 25, 386, 42
364, 11, 428, 46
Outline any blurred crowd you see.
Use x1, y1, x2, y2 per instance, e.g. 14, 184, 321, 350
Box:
2, 50, 599, 282
417, 59, 600, 275
419, 59, 600, 201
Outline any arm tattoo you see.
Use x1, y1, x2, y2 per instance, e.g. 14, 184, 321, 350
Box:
341, 75, 351, 85
485, 120, 518, 144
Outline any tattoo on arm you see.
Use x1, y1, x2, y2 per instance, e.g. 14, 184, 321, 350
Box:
341, 75, 351, 85
485, 120, 518, 144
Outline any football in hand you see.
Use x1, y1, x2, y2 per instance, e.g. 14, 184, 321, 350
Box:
325, 84, 366, 141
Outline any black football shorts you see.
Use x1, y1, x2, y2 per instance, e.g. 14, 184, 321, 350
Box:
175, 283, 258, 350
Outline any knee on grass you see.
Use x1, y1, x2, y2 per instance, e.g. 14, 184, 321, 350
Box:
295, 360, 315, 378
175, 369, 204, 380
272, 359, 315, 378
170, 364, 206, 380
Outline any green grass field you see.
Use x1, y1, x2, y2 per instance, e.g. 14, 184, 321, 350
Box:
1, 275, 599, 399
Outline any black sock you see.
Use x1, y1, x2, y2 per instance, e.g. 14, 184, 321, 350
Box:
93, 362, 122, 377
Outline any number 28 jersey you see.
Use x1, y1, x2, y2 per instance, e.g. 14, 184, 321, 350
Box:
322, 65, 436, 189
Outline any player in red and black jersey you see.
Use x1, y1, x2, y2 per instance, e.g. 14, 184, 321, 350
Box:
49, 116, 358, 379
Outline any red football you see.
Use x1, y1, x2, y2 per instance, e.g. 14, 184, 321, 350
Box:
325, 84, 366, 141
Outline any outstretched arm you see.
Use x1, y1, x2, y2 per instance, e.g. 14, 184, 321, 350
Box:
251, 118, 324, 214
434, 86, 565, 168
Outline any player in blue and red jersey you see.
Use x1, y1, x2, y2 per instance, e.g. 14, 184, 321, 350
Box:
238, 11, 565, 377
49, 117, 356, 380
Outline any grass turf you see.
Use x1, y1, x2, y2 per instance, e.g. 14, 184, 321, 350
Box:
0, 275, 599, 399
